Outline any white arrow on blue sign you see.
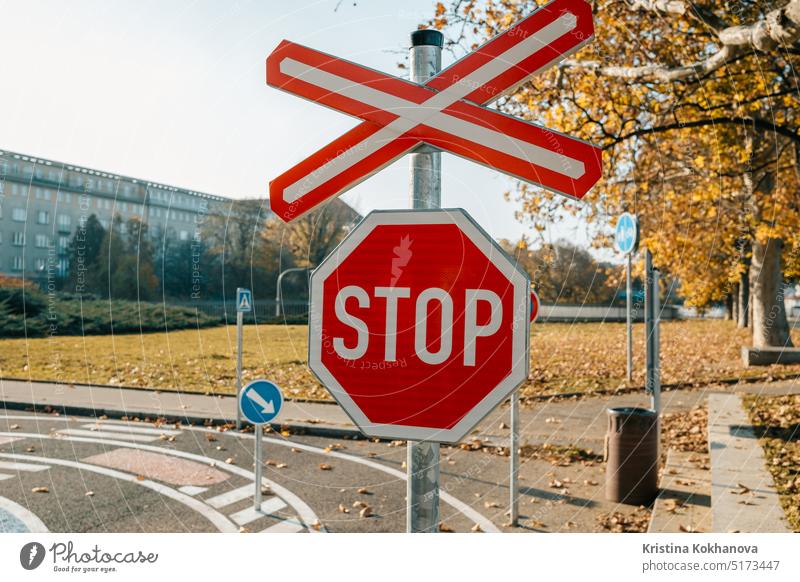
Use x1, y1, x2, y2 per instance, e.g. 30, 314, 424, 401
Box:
614, 213, 639, 255
239, 379, 283, 425
236, 288, 252, 312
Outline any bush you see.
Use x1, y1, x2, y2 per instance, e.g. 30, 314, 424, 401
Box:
0, 286, 222, 338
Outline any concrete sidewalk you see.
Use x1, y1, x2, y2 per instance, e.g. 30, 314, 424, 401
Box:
707, 393, 790, 532
0, 377, 703, 447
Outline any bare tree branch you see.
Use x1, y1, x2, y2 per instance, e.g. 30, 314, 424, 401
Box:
566, 0, 800, 82
605, 116, 800, 149
626, 0, 730, 33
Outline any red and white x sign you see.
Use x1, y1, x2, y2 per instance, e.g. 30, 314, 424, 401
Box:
266, 0, 601, 222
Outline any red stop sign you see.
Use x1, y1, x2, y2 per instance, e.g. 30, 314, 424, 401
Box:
309, 209, 530, 443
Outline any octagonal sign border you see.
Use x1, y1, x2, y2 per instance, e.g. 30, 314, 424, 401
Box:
308, 208, 530, 443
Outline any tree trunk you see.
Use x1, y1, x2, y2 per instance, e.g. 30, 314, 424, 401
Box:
737, 269, 749, 328
732, 283, 739, 322
751, 238, 793, 348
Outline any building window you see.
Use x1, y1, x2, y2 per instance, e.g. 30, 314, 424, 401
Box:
57, 214, 71, 231
37, 210, 49, 224
179, 230, 188, 241
58, 236, 69, 251
35, 188, 52, 200
12, 207, 26, 222
12, 256, 23, 271
35, 258, 46, 271
35, 234, 49, 248
12, 232, 25, 246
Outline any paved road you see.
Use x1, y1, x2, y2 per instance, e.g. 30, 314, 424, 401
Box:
0, 411, 518, 533
0, 381, 723, 534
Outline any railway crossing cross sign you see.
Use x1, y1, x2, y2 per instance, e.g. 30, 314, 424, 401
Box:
266, 0, 602, 222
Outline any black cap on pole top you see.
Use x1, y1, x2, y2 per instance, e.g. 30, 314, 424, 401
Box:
411, 29, 444, 48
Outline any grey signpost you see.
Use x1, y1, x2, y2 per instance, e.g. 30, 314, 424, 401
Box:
510, 290, 536, 526
626, 253, 633, 381
235, 288, 252, 430
510, 389, 520, 526
614, 213, 639, 382
645, 250, 661, 414
238, 379, 283, 511
406, 28, 443, 534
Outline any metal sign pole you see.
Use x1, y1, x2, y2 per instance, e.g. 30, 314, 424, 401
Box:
652, 264, 661, 415
626, 253, 633, 381
509, 390, 520, 526
645, 250, 661, 415
236, 309, 244, 430
407, 28, 442, 534
254, 427, 263, 510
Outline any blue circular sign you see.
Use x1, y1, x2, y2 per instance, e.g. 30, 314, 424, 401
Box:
239, 380, 283, 425
614, 213, 639, 255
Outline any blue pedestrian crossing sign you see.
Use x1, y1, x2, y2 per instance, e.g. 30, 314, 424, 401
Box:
239, 380, 283, 425
236, 288, 252, 312
614, 213, 639, 255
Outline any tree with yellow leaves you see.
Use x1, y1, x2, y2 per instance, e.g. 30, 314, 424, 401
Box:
428, 0, 800, 348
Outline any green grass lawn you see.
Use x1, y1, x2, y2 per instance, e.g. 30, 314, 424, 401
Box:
1, 320, 799, 401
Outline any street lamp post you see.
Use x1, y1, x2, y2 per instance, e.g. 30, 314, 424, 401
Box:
275, 267, 310, 318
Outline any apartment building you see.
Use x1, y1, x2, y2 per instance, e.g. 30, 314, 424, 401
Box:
0, 149, 230, 284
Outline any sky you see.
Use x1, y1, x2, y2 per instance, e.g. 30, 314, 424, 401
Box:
0, 0, 602, 248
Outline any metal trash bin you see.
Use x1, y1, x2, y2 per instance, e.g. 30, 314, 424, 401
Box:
604, 407, 659, 505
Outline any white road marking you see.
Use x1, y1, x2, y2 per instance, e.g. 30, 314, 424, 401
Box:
81, 423, 182, 436
189, 427, 502, 533
205, 484, 255, 509
0, 474, 14, 481
0, 431, 322, 533
0, 419, 496, 532
178, 485, 208, 496
0, 460, 51, 472
0, 436, 22, 445
230, 498, 287, 526
0, 496, 49, 533
0, 453, 238, 533
57, 429, 161, 443
262, 518, 304, 533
